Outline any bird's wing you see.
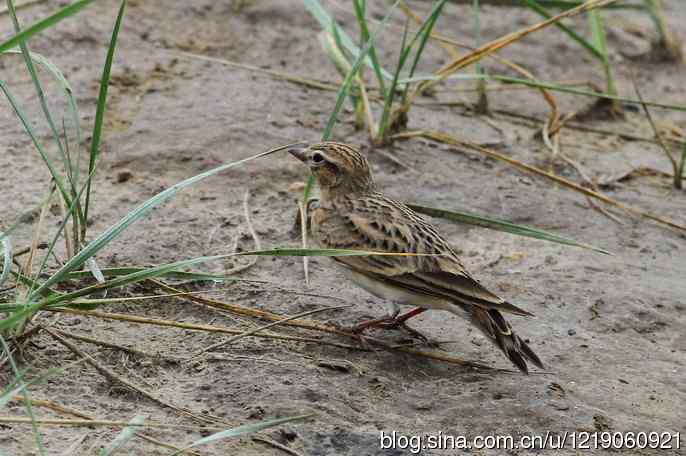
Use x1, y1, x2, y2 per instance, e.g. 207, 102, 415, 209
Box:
321, 196, 532, 317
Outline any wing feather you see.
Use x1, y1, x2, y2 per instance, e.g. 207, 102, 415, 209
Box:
317, 195, 533, 317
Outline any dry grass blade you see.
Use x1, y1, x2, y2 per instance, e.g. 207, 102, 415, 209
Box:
223, 190, 262, 276
188, 304, 351, 359
436, 0, 618, 78
22, 185, 54, 286
41, 326, 229, 426
49, 307, 364, 351
8, 397, 200, 455
47, 304, 501, 371
399, 0, 619, 118
393, 130, 686, 232
492, 108, 686, 147
398, 2, 460, 60
10, 396, 93, 419
169, 50, 341, 92
0, 416, 223, 430
51, 328, 181, 361
298, 201, 310, 286
630, 73, 682, 189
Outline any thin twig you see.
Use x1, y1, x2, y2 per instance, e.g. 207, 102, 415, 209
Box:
252, 436, 305, 456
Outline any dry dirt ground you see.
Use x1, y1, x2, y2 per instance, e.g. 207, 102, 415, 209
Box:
1, 1, 685, 455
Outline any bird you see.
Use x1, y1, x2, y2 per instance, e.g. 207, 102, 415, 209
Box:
288, 141, 543, 374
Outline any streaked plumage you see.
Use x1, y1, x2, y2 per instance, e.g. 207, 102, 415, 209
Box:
289, 141, 543, 373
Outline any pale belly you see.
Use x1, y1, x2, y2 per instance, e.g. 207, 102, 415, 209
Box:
341, 265, 468, 319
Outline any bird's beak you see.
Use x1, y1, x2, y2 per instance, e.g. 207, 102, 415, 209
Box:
287, 143, 310, 162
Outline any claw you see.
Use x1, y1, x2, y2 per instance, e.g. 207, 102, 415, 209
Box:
345, 308, 437, 347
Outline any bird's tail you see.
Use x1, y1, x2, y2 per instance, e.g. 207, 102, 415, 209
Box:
469, 307, 543, 374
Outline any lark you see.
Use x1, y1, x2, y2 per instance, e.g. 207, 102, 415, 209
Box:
289, 141, 543, 373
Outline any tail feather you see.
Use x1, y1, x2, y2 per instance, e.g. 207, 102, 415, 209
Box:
470, 307, 543, 374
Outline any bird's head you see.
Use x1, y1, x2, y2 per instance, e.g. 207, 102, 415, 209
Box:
288, 142, 375, 198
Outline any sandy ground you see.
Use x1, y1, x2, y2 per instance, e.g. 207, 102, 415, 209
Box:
1, 0, 685, 455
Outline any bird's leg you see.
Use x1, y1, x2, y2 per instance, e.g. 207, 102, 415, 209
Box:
375, 308, 435, 346
349, 311, 399, 334
349, 308, 435, 347
394, 307, 428, 324
376, 307, 427, 329
343, 314, 398, 350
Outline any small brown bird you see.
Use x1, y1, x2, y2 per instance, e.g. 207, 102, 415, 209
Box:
289, 141, 543, 373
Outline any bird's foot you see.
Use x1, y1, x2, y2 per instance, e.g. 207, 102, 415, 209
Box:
374, 319, 439, 348
347, 311, 438, 348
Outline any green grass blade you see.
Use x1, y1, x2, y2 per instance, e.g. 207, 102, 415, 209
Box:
398, 72, 686, 111
587, 9, 607, 56
6, 3, 66, 160
515, 0, 642, 7
0, 142, 295, 329
303, 0, 392, 81
99, 414, 145, 456
406, 0, 448, 82
24, 145, 293, 303
377, 19, 410, 140
380, 0, 447, 138
0, 79, 76, 215
45, 248, 426, 305
0, 186, 57, 243
2, 50, 82, 164
0, 335, 45, 455
302, 175, 316, 205
64, 267, 235, 282
0, 383, 26, 409
320, 0, 399, 140
26, 165, 101, 300
587, 9, 615, 95
83, 0, 127, 236
407, 203, 610, 254
0, 248, 433, 316
520, 0, 603, 60
352, 0, 386, 97
2, 48, 84, 246
303, 0, 399, 203
0, 362, 75, 409
0, 0, 97, 53
4, 0, 84, 227
643, 0, 668, 43
171, 414, 312, 455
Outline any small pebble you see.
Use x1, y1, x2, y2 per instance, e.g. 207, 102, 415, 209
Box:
116, 170, 133, 183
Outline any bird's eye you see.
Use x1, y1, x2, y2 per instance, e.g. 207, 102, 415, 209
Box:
312, 153, 325, 164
